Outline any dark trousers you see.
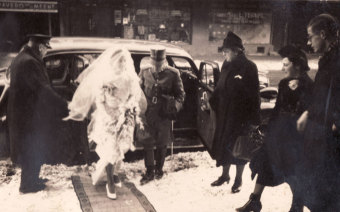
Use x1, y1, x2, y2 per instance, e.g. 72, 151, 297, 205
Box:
20, 160, 41, 186
19, 152, 42, 188
142, 119, 171, 171
19, 141, 44, 188
144, 146, 167, 170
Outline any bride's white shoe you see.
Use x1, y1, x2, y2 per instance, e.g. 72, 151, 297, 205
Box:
106, 184, 117, 200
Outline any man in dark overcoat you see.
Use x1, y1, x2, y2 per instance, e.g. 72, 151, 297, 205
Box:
138, 46, 185, 185
209, 32, 261, 193
296, 13, 340, 211
7, 34, 68, 193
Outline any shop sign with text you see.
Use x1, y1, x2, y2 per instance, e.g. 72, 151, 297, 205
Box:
0, 0, 58, 13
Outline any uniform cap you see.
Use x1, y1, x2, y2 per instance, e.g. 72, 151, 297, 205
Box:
27, 34, 52, 49
150, 46, 166, 63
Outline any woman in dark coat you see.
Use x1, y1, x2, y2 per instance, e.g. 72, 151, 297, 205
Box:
209, 31, 261, 193
236, 45, 313, 212
7, 35, 68, 193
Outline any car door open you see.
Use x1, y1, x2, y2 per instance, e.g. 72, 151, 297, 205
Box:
197, 61, 219, 152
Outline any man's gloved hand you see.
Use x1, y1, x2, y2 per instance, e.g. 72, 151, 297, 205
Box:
161, 94, 177, 120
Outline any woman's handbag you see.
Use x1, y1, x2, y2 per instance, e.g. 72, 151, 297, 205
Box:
232, 126, 264, 161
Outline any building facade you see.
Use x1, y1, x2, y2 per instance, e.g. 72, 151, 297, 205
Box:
0, 0, 59, 51
1, 0, 340, 56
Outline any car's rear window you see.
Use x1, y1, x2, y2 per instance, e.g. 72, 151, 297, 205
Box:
45, 53, 100, 83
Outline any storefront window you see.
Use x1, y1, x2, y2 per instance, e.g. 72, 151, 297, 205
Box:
209, 10, 272, 45
122, 5, 192, 44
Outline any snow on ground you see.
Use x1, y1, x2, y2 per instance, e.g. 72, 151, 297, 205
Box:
1, 151, 310, 212
123, 151, 310, 212
0, 161, 82, 212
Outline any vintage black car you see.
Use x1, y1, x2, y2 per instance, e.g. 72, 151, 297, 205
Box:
0, 37, 277, 162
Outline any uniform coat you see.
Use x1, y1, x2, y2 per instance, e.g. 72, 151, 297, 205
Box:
209, 54, 261, 167
7, 45, 68, 165
138, 64, 185, 147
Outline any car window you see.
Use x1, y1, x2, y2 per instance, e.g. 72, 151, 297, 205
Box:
201, 63, 214, 88
45, 53, 100, 84
169, 56, 198, 77
172, 57, 191, 69
45, 56, 69, 84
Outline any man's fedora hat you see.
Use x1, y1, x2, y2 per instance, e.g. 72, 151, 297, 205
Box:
27, 34, 52, 49
150, 46, 166, 65
218, 31, 244, 52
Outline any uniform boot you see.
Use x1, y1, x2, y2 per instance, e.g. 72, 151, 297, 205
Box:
236, 193, 262, 212
140, 166, 155, 185
155, 147, 167, 179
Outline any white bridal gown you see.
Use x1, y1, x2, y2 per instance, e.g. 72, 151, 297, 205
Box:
64, 47, 146, 185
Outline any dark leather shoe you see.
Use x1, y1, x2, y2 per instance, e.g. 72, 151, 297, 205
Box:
288, 204, 303, 212
19, 182, 46, 194
231, 179, 242, 193
155, 169, 164, 180
37, 178, 49, 184
211, 176, 230, 187
140, 171, 154, 185
236, 193, 262, 212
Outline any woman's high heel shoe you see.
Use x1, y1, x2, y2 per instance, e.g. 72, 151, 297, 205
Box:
106, 184, 117, 200
231, 179, 242, 193
211, 176, 230, 186
236, 193, 262, 212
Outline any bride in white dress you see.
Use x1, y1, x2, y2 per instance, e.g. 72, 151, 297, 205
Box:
64, 47, 146, 199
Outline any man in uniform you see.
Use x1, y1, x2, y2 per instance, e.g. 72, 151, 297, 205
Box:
7, 34, 68, 193
139, 46, 185, 185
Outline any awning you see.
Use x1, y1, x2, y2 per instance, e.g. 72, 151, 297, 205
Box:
0, 0, 58, 13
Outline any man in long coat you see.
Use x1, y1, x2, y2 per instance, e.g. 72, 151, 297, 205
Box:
7, 34, 68, 193
209, 31, 261, 193
296, 14, 340, 211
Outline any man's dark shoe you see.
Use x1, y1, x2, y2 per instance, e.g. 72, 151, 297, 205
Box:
140, 171, 154, 185
19, 182, 46, 194
155, 169, 164, 180
231, 179, 242, 193
211, 176, 230, 187
6, 167, 16, 176
37, 178, 49, 184
236, 193, 262, 212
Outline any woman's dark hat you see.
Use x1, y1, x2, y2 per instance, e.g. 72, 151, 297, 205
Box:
27, 34, 52, 49
218, 31, 244, 52
278, 45, 310, 71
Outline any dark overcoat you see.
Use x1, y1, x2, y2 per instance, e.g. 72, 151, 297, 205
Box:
209, 54, 261, 167
7, 46, 68, 164
250, 74, 313, 187
298, 45, 340, 211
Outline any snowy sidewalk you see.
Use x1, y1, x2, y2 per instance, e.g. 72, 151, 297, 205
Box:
1, 151, 311, 212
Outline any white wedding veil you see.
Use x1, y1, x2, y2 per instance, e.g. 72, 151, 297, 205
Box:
64, 46, 145, 121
